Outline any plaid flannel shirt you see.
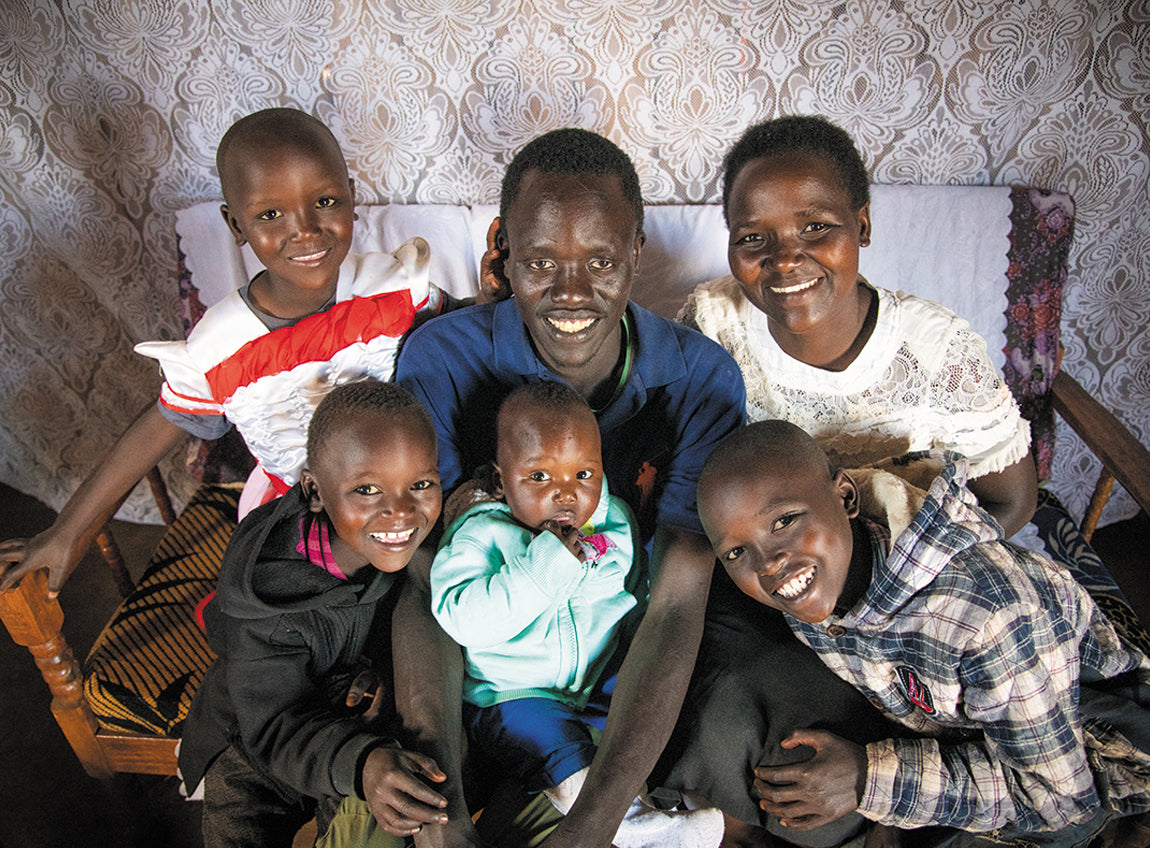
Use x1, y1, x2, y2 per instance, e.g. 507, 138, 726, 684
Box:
790, 452, 1150, 833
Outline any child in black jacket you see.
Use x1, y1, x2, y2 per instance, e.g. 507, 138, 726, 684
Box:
179, 379, 458, 847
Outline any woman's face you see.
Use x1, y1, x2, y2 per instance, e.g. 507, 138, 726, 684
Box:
726, 152, 871, 340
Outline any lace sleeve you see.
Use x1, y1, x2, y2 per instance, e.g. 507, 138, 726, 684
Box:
928, 323, 1030, 477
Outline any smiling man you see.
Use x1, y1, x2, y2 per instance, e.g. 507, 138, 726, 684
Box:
394, 128, 745, 847
397, 129, 744, 544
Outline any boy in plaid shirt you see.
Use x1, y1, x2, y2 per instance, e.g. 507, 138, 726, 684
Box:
694, 419, 1150, 848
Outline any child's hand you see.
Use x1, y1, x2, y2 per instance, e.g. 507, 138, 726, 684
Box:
0, 527, 82, 598
752, 730, 867, 831
321, 660, 394, 723
345, 668, 386, 721
361, 746, 451, 837
477, 217, 511, 303
540, 519, 586, 562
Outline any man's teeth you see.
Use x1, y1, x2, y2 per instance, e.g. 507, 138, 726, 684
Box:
775, 568, 814, 599
770, 278, 818, 295
371, 528, 415, 543
548, 317, 595, 333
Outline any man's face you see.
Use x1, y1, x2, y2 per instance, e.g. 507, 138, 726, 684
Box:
700, 458, 857, 624
502, 170, 643, 391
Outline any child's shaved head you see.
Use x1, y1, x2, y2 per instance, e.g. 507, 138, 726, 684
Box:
303, 378, 440, 576
493, 381, 604, 533
497, 382, 596, 445
307, 379, 435, 471
216, 108, 348, 205
701, 419, 835, 493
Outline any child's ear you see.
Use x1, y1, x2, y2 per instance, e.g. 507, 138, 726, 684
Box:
299, 469, 326, 514
219, 204, 247, 247
856, 202, 872, 248
348, 178, 358, 220
490, 464, 505, 499
835, 469, 861, 519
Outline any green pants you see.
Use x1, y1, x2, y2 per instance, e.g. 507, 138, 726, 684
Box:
315, 786, 562, 848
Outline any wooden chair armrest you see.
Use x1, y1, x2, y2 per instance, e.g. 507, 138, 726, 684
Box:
1051, 370, 1150, 526
0, 569, 113, 778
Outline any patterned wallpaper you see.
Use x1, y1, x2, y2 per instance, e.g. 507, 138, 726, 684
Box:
0, 0, 1147, 525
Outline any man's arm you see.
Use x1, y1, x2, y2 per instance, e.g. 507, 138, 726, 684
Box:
542, 525, 715, 847
392, 546, 485, 848
0, 403, 187, 596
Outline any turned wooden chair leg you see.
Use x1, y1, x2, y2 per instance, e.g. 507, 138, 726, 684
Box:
146, 467, 177, 526
95, 528, 135, 598
95, 467, 176, 598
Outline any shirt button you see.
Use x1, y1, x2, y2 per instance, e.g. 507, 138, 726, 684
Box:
827, 624, 846, 637
869, 696, 884, 710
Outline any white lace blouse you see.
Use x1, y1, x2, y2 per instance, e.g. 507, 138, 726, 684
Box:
680, 276, 1030, 477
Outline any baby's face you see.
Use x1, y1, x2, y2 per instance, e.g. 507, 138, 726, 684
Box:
495, 409, 603, 533
221, 139, 355, 307
304, 413, 441, 577
700, 460, 856, 623
726, 151, 870, 341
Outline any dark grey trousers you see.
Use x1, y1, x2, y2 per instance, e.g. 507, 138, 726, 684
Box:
202, 743, 340, 848
655, 566, 912, 848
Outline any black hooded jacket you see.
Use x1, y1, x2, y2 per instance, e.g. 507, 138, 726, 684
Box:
178, 486, 401, 799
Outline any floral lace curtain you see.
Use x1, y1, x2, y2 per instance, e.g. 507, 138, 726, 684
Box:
1, 0, 1147, 525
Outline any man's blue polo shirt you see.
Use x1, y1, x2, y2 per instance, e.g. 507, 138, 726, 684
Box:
395, 298, 745, 542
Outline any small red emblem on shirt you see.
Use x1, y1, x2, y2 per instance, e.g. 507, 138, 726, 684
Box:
635, 461, 657, 506
896, 665, 935, 714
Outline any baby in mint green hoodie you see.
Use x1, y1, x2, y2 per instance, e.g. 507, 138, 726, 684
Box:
431, 380, 724, 848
